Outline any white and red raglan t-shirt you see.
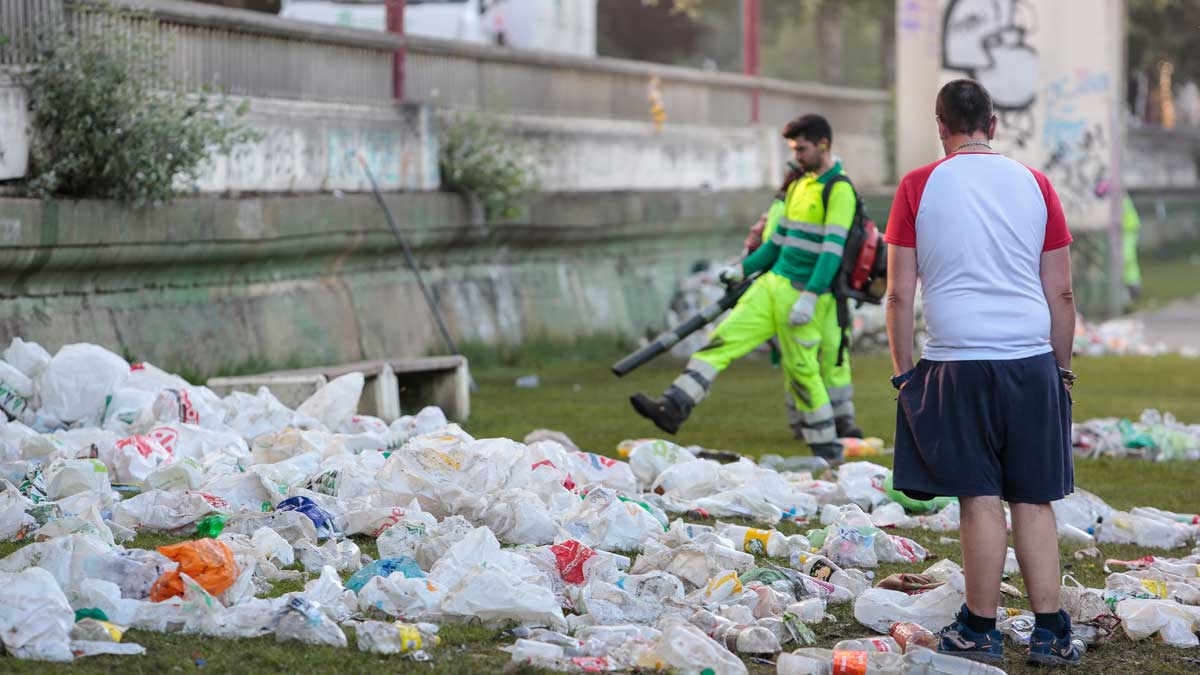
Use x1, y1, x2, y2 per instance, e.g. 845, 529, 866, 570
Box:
885, 152, 1072, 361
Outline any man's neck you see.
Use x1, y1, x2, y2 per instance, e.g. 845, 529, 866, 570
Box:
944, 133, 992, 155
814, 154, 835, 176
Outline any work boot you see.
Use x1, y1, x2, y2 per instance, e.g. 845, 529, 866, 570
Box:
809, 441, 845, 467
835, 416, 864, 439
630, 393, 686, 435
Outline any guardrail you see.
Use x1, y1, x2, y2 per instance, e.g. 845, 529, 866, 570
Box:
0, 0, 887, 127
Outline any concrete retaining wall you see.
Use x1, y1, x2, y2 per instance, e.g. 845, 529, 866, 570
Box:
0, 190, 766, 376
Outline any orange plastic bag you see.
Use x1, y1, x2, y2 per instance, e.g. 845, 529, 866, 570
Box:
149, 538, 238, 602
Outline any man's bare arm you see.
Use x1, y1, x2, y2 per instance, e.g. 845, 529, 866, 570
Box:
886, 244, 919, 376
1040, 246, 1075, 370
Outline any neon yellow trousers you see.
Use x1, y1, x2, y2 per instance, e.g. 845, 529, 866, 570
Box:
665, 272, 854, 445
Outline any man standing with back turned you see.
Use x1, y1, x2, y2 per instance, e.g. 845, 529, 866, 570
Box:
885, 79, 1081, 667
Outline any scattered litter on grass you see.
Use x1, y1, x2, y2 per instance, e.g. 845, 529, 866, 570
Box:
1, 337, 1198, 671
1073, 409, 1200, 461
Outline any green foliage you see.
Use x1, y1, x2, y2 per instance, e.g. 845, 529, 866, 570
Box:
438, 113, 539, 222
1128, 0, 1200, 87
17, 5, 257, 206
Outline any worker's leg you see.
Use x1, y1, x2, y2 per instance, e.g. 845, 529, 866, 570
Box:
631, 276, 776, 433
775, 286, 841, 460
818, 301, 860, 438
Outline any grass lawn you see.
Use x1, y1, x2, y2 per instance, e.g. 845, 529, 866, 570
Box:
1132, 240, 1200, 313
6, 350, 1198, 674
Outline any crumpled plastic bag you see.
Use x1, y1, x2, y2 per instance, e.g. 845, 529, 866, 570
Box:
566, 451, 638, 494
836, 461, 891, 511
625, 438, 697, 488
5, 337, 52, 380
346, 557, 425, 593
0, 358, 35, 421
222, 387, 298, 440
357, 573, 446, 620
110, 434, 174, 484
43, 458, 111, 501
294, 537, 363, 573
112, 490, 228, 532
1117, 598, 1200, 647
37, 344, 130, 427
853, 571, 966, 633
295, 373, 363, 431
561, 488, 666, 551
630, 539, 755, 590
0, 567, 75, 661
150, 539, 239, 602
276, 495, 340, 539
272, 596, 348, 647
637, 620, 747, 675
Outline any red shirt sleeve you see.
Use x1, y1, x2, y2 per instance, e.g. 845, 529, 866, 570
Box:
1028, 167, 1072, 251
884, 171, 919, 248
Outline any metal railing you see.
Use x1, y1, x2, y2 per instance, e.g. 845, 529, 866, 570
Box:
1, 0, 887, 127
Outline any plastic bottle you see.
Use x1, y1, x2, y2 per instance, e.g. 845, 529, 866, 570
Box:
835, 636, 902, 653
901, 647, 1008, 674
793, 552, 844, 583
786, 597, 827, 623
1057, 523, 1096, 545
688, 609, 781, 654
889, 622, 938, 653
719, 524, 788, 557
759, 454, 831, 475
777, 647, 903, 675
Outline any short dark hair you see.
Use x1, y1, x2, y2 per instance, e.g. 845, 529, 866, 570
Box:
936, 79, 994, 134
783, 114, 832, 146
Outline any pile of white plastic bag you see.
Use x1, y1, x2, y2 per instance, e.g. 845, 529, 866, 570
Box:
1073, 314, 1199, 359
1, 338, 1200, 672
1073, 409, 1200, 461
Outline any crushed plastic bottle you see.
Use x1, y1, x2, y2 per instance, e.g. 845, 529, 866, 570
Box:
718, 523, 788, 557
777, 647, 903, 675
901, 647, 1009, 674
759, 454, 831, 475
688, 609, 781, 654
889, 622, 938, 653
834, 636, 902, 653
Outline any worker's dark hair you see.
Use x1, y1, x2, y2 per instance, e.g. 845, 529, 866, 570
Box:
782, 114, 832, 146
936, 79, 994, 135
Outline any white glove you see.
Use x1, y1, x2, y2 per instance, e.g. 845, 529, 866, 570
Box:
716, 264, 744, 285
789, 291, 819, 326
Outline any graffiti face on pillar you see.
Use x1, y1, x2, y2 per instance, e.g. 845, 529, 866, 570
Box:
943, 0, 1038, 110
942, 0, 1038, 147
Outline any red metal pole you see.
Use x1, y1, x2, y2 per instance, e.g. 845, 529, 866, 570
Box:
742, 0, 760, 123
386, 0, 406, 101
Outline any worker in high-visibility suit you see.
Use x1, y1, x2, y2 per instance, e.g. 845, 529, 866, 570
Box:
1122, 194, 1142, 299
631, 114, 859, 462
1095, 180, 1143, 301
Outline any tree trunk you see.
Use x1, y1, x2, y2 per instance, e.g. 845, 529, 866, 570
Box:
816, 0, 845, 85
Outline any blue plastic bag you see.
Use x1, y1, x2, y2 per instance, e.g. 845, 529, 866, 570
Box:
345, 557, 425, 592
276, 496, 339, 539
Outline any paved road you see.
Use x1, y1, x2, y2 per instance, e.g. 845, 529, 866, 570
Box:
1134, 294, 1200, 355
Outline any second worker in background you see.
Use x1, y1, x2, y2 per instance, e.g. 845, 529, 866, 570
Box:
631, 114, 861, 464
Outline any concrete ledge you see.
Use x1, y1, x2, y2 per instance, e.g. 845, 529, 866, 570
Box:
209, 356, 470, 421
0, 189, 764, 376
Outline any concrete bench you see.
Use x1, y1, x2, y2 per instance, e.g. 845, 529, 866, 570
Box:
207, 355, 470, 422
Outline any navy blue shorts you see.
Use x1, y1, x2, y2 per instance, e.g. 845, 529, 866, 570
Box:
893, 352, 1074, 504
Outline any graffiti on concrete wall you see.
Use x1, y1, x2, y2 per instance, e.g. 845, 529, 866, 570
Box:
1041, 70, 1112, 216
942, 0, 1038, 148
